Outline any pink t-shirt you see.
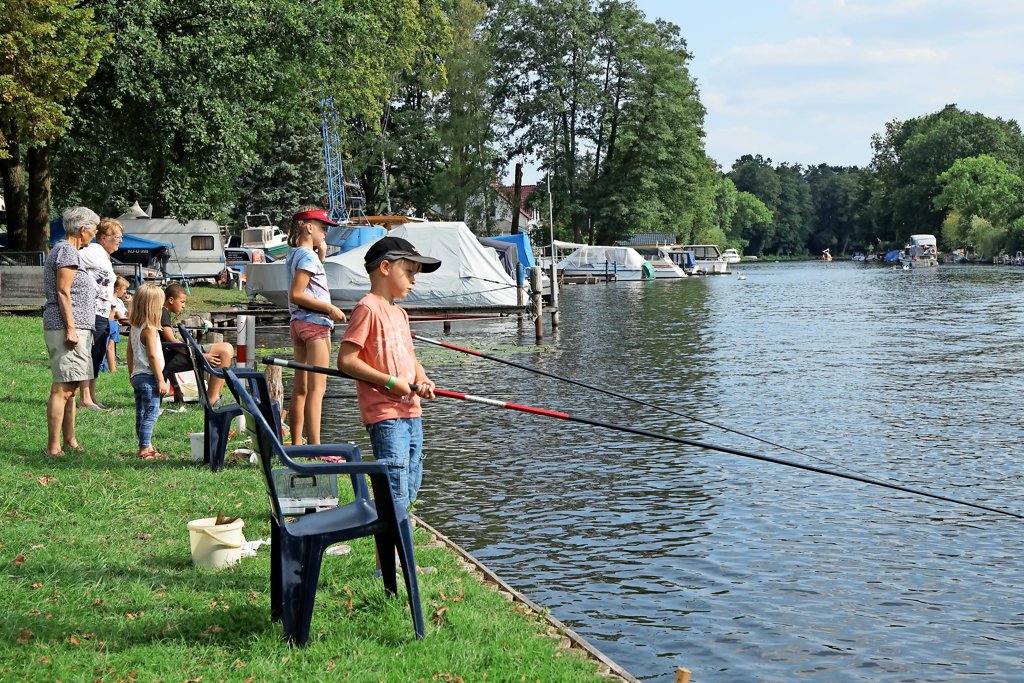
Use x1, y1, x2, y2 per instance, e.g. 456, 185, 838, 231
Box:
342, 293, 421, 425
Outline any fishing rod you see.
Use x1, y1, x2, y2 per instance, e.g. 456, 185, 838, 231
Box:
413, 334, 811, 459
260, 356, 1022, 521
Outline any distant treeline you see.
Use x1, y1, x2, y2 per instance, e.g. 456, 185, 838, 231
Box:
3, 1, 1023, 259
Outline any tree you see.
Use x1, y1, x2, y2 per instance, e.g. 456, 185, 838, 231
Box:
0, 0, 109, 249
432, 0, 502, 231
868, 104, 1024, 242
52, 0, 448, 222
805, 165, 865, 255
934, 155, 1023, 228
731, 190, 772, 252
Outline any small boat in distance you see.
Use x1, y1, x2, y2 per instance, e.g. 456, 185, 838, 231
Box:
821, 248, 833, 262
721, 248, 741, 264
899, 234, 938, 268
240, 214, 289, 259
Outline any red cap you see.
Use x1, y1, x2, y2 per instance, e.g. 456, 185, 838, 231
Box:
291, 209, 339, 226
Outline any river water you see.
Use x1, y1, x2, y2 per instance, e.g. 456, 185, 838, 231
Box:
314, 262, 1023, 682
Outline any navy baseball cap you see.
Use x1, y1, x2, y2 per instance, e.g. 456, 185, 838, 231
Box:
364, 236, 441, 273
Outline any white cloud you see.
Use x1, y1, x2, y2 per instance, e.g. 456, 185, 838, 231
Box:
726, 36, 947, 67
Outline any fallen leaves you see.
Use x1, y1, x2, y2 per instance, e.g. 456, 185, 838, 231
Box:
432, 604, 449, 627
12, 554, 25, 567
37, 476, 55, 487
17, 628, 33, 644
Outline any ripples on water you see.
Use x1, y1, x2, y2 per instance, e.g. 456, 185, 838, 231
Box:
316, 263, 1023, 682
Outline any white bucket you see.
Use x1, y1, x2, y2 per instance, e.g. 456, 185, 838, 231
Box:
190, 432, 205, 463
187, 517, 245, 569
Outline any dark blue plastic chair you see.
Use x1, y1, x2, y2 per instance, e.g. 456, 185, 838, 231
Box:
223, 368, 425, 645
179, 324, 242, 472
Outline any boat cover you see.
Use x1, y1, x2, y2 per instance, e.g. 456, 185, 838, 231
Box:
490, 233, 538, 270
557, 245, 649, 270
247, 221, 519, 309
478, 236, 519, 276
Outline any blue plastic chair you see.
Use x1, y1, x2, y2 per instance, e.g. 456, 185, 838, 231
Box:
178, 324, 242, 472
223, 368, 426, 645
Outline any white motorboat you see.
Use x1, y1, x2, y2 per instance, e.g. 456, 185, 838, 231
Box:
721, 248, 741, 264
899, 234, 938, 268
240, 214, 289, 258
662, 244, 730, 275
555, 244, 655, 281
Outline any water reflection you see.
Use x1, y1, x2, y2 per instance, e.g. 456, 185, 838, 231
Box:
300, 264, 1022, 682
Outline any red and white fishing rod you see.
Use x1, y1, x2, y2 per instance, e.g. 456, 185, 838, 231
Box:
260, 356, 1022, 520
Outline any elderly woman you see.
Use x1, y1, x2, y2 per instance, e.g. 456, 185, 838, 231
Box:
43, 206, 100, 456
78, 217, 124, 409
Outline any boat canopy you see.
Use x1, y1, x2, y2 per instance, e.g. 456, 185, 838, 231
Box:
556, 245, 649, 270
322, 222, 518, 308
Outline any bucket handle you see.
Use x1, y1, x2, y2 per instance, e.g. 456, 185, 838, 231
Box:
196, 525, 244, 548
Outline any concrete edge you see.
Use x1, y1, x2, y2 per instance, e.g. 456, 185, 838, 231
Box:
413, 514, 640, 683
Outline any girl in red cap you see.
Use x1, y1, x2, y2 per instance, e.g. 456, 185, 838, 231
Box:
286, 206, 347, 445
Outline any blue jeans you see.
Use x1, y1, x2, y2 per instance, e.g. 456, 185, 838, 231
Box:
131, 373, 161, 450
367, 417, 424, 511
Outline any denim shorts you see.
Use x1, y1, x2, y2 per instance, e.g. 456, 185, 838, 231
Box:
367, 417, 424, 511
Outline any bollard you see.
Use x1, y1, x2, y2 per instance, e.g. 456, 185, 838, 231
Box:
530, 266, 543, 342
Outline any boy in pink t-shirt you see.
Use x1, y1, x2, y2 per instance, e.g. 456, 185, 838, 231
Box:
338, 236, 440, 513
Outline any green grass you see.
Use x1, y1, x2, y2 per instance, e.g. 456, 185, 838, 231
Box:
0, 313, 608, 682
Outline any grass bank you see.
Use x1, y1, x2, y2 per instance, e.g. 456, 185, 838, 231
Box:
0, 302, 611, 682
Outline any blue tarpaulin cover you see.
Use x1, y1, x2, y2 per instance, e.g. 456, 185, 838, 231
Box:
489, 233, 537, 270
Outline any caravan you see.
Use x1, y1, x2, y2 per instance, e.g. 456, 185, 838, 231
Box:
116, 204, 226, 279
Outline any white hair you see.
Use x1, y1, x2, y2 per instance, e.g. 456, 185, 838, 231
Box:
62, 206, 100, 236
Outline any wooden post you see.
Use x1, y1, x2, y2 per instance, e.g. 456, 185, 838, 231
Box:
443, 320, 452, 334
674, 667, 691, 683
548, 253, 560, 330
530, 266, 543, 342
265, 363, 284, 409
516, 262, 525, 327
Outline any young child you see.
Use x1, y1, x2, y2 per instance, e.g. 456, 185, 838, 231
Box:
159, 283, 235, 404
102, 276, 131, 373
126, 284, 168, 460
337, 236, 441, 515
286, 206, 347, 445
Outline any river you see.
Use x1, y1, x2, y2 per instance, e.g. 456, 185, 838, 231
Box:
316, 261, 1023, 682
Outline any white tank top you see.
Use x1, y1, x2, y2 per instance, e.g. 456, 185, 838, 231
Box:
130, 326, 165, 378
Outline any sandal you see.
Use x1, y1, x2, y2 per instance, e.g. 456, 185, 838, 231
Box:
139, 449, 168, 461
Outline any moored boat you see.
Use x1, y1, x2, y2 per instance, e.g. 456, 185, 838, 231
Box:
240, 214, 289, 258
555, 244, 655, 281
899, 234, 938, 268
721, 248, 741, 264
662, 244, 729, 275
245, 221, 520, 310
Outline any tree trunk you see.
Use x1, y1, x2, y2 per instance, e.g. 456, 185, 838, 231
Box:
1, 140, 29, 251
27, 145, 52, 252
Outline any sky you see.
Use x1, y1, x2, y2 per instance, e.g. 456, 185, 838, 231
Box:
633, 0, 1024, 172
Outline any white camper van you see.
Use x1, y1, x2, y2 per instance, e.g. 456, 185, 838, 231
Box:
116, 205, 226, 279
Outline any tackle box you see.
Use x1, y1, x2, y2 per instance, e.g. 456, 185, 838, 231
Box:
272, 469, 339, 515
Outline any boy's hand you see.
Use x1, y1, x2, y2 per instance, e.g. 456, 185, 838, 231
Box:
414, 378, 435, 400
158, 379, 169, 395
387, 378, 413, 396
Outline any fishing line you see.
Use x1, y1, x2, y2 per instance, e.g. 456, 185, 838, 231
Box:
412, 334, 878, 480
259, 357, 1022, 521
